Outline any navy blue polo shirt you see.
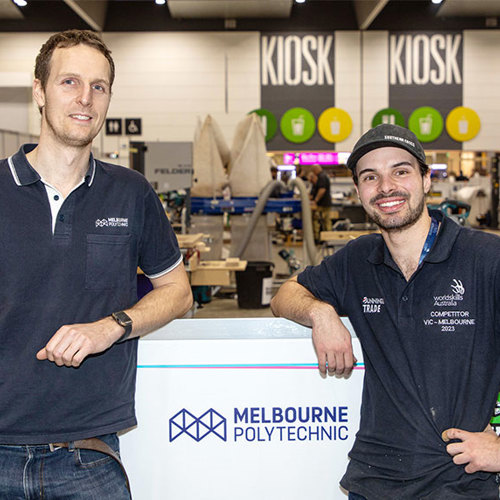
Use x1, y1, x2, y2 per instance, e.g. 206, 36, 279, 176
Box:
0, 144, 181, 444
298, 210, 500, 499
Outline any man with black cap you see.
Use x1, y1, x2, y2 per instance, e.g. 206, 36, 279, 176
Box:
271, 124, 500, 499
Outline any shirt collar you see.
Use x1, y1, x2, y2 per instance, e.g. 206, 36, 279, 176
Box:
367, 209, 461, 266
8, 144, 96, 187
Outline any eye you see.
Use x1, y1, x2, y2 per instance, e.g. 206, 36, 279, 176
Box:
360, 174, 376, 183
395, 168, 409, 176
62, 78, 75, 85
92, 83, 106, 93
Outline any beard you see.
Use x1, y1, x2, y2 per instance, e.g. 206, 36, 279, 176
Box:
365, 191, 427, 233
43, 105, 96, 148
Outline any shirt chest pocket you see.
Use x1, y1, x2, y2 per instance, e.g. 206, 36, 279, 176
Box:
85, 234, 132, 290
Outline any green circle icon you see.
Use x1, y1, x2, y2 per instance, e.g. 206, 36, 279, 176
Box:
280, 107, 316, 144
371, 108, 406, 128
249, 108, 277, 141
408, 106, 443, 143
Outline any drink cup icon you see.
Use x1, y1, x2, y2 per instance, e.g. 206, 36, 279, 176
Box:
291, 115, 305, 136
458, 117, 468, 134
382, 114, 395, 125
330, 119, 340, 135
419, 115, 433, 135
260, 115, 267, 135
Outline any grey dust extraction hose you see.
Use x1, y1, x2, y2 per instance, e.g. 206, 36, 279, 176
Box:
232, 177, 318, 267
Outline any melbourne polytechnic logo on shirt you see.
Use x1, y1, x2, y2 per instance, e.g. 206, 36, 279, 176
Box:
362, 296, 385, 313
95, 217, 129, 228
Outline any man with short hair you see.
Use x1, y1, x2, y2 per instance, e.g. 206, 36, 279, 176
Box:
271, 124, 500, 499
0, 29, 192, 497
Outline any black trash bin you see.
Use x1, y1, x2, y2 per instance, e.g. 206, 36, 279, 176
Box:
236, 261, 274, 309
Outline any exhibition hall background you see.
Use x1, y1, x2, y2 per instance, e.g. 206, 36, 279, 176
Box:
0, 28, 499, 162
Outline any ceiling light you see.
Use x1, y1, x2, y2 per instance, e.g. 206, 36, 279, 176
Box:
295, 0, 306, 3
12, 0, 27, 6
431, 0, 443, 4
155, 0, 166, 5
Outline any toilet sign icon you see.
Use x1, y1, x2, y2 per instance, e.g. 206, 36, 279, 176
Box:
105, 118, 122, 135
125, 118, 142, 135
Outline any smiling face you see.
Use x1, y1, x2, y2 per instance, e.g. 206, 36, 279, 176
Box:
354, 147, 431, 232
33, 44, 111, 149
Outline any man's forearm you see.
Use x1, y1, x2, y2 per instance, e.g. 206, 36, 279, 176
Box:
124, 274, 192, 339
271, 277, 340, 328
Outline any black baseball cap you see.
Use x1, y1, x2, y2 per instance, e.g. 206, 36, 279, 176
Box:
346, 124, 426, 172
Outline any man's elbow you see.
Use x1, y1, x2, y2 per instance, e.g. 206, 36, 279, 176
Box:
179, 286, 194, 317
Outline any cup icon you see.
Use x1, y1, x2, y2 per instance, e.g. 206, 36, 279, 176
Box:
458, 117, 468, 134
330, 119, 340, 135
260, 115, 267, 135
382, 114, 395, 125
291, 115, 305, 136
419, 115, 433, 135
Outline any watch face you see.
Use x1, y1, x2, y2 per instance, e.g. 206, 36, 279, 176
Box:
113, 311, 132, 327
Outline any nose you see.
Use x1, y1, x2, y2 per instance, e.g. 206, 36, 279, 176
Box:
77, 84, 93, 107
378, 173, 397, 194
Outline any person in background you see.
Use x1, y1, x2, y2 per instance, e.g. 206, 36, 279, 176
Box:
456, 169, 469, 181
271, 124, 500, 499
308, 164, 332, 241
0, 29, 192, 497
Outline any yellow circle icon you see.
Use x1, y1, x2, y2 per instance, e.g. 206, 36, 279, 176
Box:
446, 107, 480, 142
318, 107, 352, 143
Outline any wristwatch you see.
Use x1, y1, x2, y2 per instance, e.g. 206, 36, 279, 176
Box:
111, 311, 133, 343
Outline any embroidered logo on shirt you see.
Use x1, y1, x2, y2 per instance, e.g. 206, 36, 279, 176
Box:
95, 217, 129, 228
450, 279, 465, 295
362, 296, 385, 313
423, 278, 475, 332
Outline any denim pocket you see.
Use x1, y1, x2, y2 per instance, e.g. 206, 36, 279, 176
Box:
74, 434, 120, 468
85, 234, 131, 290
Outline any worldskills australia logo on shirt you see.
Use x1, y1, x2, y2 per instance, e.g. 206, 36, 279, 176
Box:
433, 279, 465, 306
362, 296, 385, 313
95, 217, 129, 228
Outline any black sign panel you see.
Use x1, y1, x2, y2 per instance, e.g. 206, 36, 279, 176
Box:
125, 118, 142, 136
105, 118, 122, 135
388, 31, 463, 149
261, 32, 335, 150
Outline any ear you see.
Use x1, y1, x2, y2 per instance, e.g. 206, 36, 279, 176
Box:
32, 79, 46, 110
423, 169, 431, 194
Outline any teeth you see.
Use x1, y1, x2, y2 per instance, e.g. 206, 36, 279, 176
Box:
380, 200, 403, 208
72, 115, 90, 120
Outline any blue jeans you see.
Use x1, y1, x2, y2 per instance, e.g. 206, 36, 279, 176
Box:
0, 433, 130, 499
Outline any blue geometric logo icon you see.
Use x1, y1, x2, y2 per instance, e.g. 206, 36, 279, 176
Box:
169, 409, 227, 442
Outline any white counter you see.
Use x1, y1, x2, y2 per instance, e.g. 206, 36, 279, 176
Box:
120, 317, 364, 499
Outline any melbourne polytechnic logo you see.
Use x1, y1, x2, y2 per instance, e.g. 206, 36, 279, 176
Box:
95, 218, 109, 228
95, 217, 129, 228
169, 409, 227, 442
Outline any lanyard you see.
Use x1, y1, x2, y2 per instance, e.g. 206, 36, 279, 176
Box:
418, 217, 439, 266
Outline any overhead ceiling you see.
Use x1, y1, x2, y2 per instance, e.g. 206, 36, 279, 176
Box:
0, 0, 497, 32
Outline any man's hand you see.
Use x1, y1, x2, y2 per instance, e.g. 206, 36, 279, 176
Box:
442, 426, 500, 473
36, 317, 123, 368
311, 306, 357, 377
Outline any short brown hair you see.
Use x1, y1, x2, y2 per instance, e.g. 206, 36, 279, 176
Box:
35, 29, 115, 90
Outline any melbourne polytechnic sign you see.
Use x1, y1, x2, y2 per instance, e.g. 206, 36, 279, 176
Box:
169, 406, 350, 443
261, 32, 335, 150
389, 31, 463, 149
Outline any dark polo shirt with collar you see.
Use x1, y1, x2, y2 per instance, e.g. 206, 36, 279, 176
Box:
0, 144, 181, 444
298, 210, 500, 499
